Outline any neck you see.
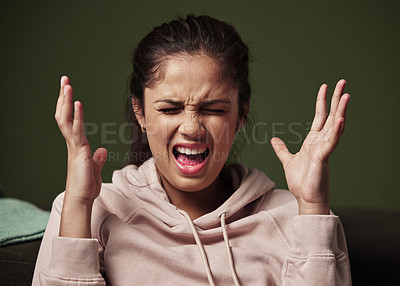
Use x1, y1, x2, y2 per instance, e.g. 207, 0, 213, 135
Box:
160, 175, 230, 221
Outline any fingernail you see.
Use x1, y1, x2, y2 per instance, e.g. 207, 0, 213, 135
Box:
61, 76, 67, 87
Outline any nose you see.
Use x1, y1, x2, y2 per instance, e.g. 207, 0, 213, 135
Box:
178, 113, 206, 139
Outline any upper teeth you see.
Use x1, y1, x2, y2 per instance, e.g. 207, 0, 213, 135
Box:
176, 146, 207, 155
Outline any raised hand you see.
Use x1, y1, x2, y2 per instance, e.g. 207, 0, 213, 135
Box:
271, 79, 350, 215
55, 76, 107, 237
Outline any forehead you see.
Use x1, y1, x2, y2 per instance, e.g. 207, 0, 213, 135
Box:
145, 54, 237, 103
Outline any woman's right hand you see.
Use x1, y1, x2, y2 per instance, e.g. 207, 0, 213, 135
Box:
55, 76, 107, 238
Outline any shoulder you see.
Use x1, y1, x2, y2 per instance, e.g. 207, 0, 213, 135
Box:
258, 188, 299, 226
90, 182, 142, 235
50, 181, 139, 221
93, 158, 159, 213
50, 184, 138, 231
260, 188, 298, 212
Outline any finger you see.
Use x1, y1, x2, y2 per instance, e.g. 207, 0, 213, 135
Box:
271, 137, 293, 167
93, 148, 108, 172
93, 148, 108, 193
72, 101, 87, 147
60, 76, 69, 94
59, 85, 74, 123
324, 79, 346, 129
330, 79, 346, 114
334, 93, 350, 133
58, 85, 74, 142
55, 76, 70, 120
310, 84, 328, 131
322, 117, 344, 158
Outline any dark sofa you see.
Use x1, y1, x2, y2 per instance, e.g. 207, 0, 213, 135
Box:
1, 208, 399, 285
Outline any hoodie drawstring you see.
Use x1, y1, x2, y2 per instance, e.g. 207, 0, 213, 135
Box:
220, 212, 241, 286
178, 210, 216, 286
178, 210, 241, 286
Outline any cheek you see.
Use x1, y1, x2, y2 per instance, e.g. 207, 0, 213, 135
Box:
145, 115, 179, 148
206, 116, 238, 148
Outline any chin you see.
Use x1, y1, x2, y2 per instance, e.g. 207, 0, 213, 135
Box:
171, 175, 216, 193
157, 162, 221, 193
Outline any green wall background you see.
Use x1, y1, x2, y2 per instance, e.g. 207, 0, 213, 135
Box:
1, 0, 399, 211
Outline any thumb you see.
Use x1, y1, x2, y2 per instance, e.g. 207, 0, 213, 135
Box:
93, 147, 108, 172
271, 137, 292, 167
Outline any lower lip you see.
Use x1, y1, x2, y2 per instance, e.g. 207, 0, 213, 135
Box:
173, 152, 209, 175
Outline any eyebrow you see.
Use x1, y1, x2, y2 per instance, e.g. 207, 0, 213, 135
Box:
153, 99, 230, 105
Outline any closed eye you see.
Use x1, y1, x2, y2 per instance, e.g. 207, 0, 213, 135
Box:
158, 108, 181, 114
202, 109, 226, 114
157, 108, 226, 115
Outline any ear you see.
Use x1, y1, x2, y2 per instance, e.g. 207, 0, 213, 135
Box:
132, 97, 145, 127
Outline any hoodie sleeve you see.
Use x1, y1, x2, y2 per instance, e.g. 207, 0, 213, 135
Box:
282, 215, 351, 286
32, 193, 106, 286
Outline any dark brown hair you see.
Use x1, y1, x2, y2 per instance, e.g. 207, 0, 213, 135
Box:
127, 15, 251, 166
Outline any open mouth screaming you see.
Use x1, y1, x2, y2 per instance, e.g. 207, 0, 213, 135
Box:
173, 146, 210, 167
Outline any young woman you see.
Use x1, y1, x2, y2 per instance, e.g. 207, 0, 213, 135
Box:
33, 15, 351, 285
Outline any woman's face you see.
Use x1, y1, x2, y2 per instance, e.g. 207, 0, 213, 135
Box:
137, 54, 240, 193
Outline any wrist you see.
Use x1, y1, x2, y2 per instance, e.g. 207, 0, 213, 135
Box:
297, 199, 330, 215
60, 196, 93, 238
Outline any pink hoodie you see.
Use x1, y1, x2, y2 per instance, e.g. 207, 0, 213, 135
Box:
32, 158, 351, 285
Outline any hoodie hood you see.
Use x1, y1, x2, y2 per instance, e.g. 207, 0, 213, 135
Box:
111, 158, 276, 230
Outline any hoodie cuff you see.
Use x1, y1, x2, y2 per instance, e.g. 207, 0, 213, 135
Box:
46, 236, 102, 279
292, 215, 341, 257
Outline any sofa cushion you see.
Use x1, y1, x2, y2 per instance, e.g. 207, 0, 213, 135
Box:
0, 239, 41, 286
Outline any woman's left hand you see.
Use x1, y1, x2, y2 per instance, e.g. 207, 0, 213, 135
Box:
271, 79, 350, 215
